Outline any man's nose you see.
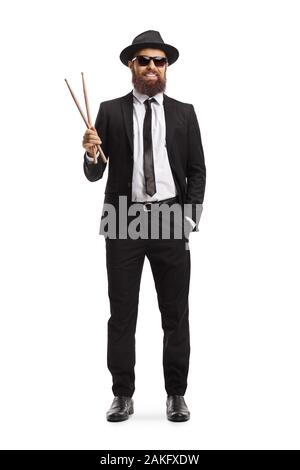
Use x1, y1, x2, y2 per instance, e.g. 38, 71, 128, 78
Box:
147, 59, 157, 70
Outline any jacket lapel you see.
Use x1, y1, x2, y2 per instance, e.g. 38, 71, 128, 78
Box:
163, 93, 176, 170
121, 91, 134, 156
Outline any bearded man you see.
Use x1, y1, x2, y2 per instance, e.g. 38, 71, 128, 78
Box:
82, 30, 206, 422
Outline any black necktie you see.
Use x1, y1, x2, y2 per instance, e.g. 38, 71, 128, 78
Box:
143, 98, 157, 196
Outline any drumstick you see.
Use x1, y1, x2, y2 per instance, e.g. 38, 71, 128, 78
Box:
81, 72, 92, 128
81, 72, 97, 165
64, 77, 107, 164
64, 78, 107, 164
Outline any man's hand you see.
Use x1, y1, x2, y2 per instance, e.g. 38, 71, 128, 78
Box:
82, 126, 102, 158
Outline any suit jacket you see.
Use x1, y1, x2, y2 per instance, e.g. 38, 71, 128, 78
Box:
83, 90, 206, 232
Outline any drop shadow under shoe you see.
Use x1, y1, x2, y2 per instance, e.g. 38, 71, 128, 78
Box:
166, 395, 190, 422
106, 396, 134, 422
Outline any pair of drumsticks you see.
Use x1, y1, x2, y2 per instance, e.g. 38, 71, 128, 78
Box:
65, 73, 107, 164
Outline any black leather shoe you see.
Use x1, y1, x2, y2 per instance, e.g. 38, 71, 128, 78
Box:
106, 396, 134, 422
166, 395, 190, 422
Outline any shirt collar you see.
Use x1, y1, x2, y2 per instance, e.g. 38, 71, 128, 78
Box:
132, 87, 163, 105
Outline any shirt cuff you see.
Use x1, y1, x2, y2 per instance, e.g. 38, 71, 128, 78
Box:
85, 150, 99, 162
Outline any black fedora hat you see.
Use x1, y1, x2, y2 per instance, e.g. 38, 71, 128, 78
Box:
120, 30, 179, 67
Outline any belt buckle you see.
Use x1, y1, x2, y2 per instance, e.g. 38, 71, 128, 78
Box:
143, 202, 152, 212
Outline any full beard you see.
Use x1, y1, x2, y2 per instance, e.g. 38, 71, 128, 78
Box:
131, 70, 166, 96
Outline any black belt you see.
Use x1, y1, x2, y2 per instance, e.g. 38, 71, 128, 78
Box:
131, 196, 179, 212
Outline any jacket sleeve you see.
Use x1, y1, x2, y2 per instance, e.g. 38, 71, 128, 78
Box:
83, 102, 108, 182
185, 104, 206, 231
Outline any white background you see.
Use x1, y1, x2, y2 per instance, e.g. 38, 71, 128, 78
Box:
0, 0, 299, 450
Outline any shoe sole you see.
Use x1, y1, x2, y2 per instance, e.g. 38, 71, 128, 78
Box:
167, 414, 190, 422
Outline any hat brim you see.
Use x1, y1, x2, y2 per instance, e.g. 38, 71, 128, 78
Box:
120, 42, 179, 67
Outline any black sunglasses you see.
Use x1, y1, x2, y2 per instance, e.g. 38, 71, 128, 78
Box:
131, 55, 168, 67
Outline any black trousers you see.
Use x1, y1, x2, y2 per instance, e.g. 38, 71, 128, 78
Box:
105, 208, 191, 397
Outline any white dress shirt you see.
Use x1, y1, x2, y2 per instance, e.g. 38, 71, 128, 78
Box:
131, 88, 177, 202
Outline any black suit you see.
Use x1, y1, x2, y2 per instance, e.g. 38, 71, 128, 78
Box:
84, 91, 206, 230
83, 90, 206, 397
